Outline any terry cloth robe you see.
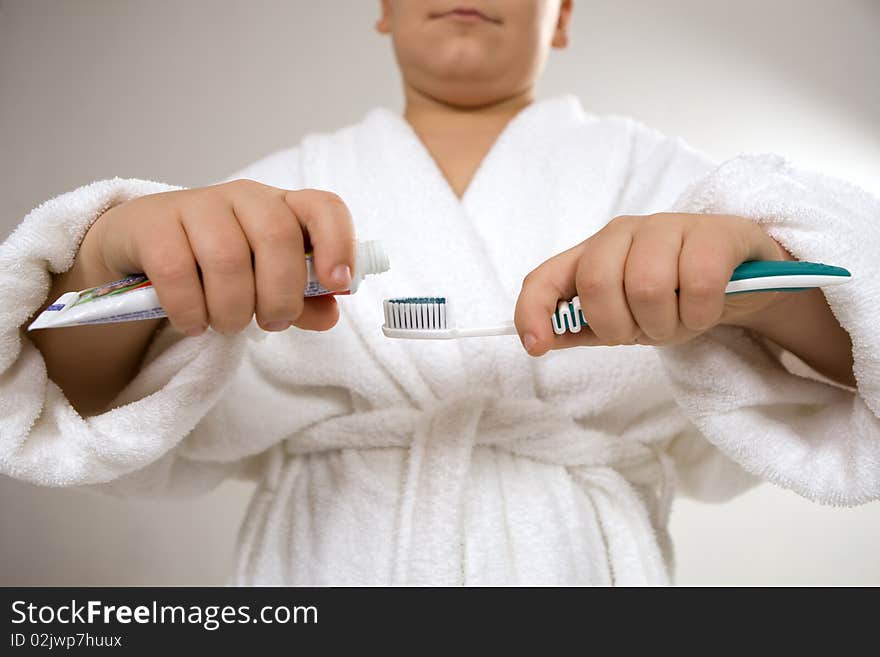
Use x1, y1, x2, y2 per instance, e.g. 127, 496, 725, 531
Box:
1, 96, 879, 585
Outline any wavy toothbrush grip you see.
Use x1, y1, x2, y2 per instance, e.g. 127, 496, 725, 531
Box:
552, 259, 852, 335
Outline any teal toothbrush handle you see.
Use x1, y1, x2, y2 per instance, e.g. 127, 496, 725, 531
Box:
552, 259, 851, 334
725, 260, 851, 294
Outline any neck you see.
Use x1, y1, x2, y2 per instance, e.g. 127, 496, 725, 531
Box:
403, 84, 535, 136
402, 83, 535, 197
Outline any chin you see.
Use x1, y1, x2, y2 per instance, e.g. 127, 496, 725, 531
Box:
424, 40, 499, 79
396, 33, 522, 107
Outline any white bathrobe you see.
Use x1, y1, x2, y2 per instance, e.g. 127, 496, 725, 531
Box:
1, 96, 878, 585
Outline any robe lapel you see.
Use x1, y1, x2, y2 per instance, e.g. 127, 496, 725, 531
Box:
309, 97, 606, 406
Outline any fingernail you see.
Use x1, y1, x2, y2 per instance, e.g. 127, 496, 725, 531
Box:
264, 321, 290, 332
522, 333, 537, 352
332, 264, 352, 288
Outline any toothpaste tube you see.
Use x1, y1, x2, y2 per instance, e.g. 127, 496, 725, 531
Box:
28, 240, 390, 330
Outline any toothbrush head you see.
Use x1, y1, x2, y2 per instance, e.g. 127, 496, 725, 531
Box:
382, 297, 458, 339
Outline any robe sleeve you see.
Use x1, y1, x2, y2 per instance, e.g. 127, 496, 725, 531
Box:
656, 154, 880, 506
0, 147, 349, 498
605, 121, 763, 502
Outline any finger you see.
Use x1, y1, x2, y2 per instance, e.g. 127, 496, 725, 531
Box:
514, 241, 584, 356
680, 216, 789, 330
233, 194, 307, 331
182, 201, 255, 335
575, 225, 639, 345
291, 295, 340, 331
623, 221, 682, 342
737, 215, 790, 263
137, 216, 208, 336
678, 221, 741, 331
283, 189, 356, 293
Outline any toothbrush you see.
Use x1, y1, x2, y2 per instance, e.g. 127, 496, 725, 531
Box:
381, 260, 852, 339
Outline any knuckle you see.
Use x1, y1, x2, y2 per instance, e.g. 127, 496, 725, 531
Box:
683, 277, 720, 299
521, 270, 540, 290
323, 193, 351, 220
577, 273, 611, 298
147, 257, 192, 284
204, 247, 250, 275
261, 292, 304, 321
626, 278, 668, 304
260, 217, 301, 245
682, 256, 727, 294
681, 307, 719, 332
594, 318, 639, 345
226, 178, 261, 194
294, 189, 349, 214
318, 190, 346, 209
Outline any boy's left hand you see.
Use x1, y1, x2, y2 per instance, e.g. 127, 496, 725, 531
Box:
514, 213, 791, 356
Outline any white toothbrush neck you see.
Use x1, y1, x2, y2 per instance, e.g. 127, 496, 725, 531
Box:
455, 322, 517, 338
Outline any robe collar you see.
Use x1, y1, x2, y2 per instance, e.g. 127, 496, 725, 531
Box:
343, 95, 594, 403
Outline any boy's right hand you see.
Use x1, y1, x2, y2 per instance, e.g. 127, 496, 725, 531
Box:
83, 180, 357, 336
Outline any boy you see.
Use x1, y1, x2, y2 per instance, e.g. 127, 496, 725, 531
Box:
1, 1, 877, 584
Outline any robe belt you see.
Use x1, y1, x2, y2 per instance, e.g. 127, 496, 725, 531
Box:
283, 393, 668, 469
282, 393, 677, 584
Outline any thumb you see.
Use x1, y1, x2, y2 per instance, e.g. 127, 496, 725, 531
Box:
514, 240, 585, 356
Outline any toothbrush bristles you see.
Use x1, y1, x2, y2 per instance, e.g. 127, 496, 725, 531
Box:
383, 297, 448, 330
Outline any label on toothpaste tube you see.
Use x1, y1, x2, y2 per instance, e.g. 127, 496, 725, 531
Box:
30, 255, 352, 330
67, 304, 169, 326
71, 274, 153, 307
28, 274, 165, 330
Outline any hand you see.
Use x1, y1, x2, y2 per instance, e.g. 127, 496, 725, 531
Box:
82, 180, 356, 336
514, 213, 789, 356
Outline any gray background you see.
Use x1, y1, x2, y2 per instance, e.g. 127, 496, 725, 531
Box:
1, 0, 878, 585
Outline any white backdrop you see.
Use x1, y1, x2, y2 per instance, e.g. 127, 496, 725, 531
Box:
1, 0, 878, 585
